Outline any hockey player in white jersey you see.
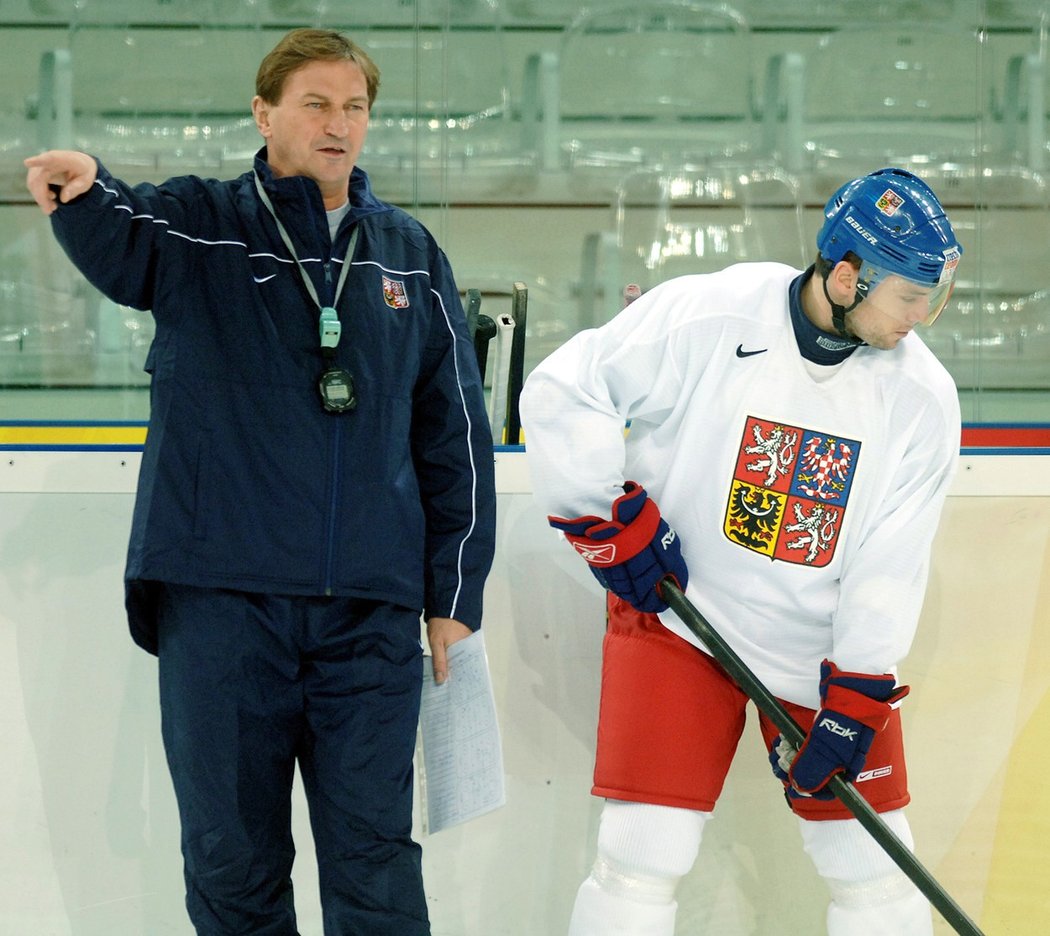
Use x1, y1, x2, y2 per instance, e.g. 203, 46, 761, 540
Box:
519, 167, 963, 936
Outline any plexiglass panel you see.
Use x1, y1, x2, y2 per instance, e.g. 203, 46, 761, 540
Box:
0, 0, 1048, 422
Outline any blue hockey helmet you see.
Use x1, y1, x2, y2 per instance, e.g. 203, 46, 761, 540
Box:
817, 168, 962, 330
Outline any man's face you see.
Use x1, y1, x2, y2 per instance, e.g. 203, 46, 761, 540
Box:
252, 58, 370, 209
847, 275, 950, 350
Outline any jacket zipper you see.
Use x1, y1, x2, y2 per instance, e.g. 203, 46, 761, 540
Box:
321, 257, 339, 596
323, 416, 342, 595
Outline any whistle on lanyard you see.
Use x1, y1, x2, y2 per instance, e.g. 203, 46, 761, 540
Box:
319, 307, 341, 349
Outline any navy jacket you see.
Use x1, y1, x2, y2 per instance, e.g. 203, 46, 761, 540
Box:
50, 150, 496, 653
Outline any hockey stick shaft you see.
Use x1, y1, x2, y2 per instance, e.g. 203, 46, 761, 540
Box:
659, 579, 985, 936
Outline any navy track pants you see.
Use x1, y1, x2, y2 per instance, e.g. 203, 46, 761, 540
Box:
155, 583, 430, 935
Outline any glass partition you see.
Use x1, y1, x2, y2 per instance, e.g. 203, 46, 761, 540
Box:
1, 0, 1048, 424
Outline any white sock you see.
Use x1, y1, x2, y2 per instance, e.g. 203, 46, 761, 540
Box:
566, 800, 709, 936
568, 876, 678, 936
799, 811, 933, 936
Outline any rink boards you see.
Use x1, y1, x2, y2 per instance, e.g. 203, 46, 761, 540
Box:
0, 430, 1047, 934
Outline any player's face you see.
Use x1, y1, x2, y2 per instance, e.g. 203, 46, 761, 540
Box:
848, 275, 952, 350
253, 59, 370, 209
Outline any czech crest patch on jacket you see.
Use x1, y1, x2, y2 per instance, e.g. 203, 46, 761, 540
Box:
723, 415, 861, 567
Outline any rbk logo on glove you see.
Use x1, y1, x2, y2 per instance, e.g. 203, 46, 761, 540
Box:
817, 717, 858, 740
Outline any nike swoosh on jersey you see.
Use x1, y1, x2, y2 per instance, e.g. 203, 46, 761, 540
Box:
735, 344, 768, 358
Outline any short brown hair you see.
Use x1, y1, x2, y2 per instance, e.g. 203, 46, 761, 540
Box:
814, 249, 862, 278
255, 28, 380, 108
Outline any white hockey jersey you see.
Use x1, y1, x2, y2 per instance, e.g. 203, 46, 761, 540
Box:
519, 262, 960, 708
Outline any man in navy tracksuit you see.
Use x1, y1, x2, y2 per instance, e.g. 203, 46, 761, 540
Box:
25, 28, 496, 936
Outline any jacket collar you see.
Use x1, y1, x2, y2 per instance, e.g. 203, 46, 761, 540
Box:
252, 147, 388, 226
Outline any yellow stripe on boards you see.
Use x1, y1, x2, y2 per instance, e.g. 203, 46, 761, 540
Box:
0, 425, 147, 447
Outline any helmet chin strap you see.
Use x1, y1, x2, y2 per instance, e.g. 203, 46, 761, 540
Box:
821, 268, 864, 341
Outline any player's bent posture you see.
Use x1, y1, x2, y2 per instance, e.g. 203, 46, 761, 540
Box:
520, 168, 962, 936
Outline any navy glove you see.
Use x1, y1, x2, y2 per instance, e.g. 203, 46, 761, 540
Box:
770, 659, 909, 799
548, 482, 688, 613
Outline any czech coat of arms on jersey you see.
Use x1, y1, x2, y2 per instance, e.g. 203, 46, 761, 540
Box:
723, 416, 861, 567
